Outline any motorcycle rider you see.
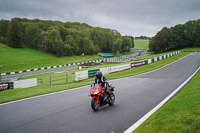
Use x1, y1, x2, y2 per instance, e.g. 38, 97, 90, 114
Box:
95, 71, 111, 96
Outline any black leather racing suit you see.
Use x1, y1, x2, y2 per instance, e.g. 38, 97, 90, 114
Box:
94, 76, 109, 95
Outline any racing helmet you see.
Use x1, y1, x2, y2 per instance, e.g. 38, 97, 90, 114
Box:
96, 71, 102, 79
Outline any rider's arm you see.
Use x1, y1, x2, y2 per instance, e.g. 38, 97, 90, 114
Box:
103, 76, 107, 82
94, 77, 97, 84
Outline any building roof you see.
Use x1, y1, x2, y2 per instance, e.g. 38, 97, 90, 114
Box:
98, 53, 114, 57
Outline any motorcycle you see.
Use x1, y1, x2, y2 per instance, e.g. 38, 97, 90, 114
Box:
89, 83, 115, 111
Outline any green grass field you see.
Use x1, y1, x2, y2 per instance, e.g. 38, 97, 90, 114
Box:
0, 43, 102, 73
134, 39, 149, 50
134, 68, 200, 133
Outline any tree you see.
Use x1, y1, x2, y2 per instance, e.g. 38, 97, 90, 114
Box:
112, 38, 122, 53
149, 27, 170, 53
6, 18, 23, 48
122, 36, 132, 51
168, 24, 186, 50
0, 19, 9, 43
38, 31, 48, 52
23, 23, 41, 49
1, 17, 133, 56
65, 35, 79, 55
130, 36, 135, 48
45, 27, 63, 55
193, 20, 200, 47
79, 37, 95, 55
184, 20, 200, 47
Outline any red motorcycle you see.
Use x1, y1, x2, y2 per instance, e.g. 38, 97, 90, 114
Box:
89, 83, 115, 111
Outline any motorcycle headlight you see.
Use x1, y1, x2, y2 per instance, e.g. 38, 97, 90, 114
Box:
94, 91, 98, 95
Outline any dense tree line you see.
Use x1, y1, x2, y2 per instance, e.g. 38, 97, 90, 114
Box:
0, 18, 134, 57
149, 19, 200, 53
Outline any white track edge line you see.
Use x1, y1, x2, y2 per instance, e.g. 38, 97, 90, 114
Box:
124, 66, 200, 133
0, 53, 188, 106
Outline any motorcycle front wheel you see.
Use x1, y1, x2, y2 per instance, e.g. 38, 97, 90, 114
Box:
91, 98, 100, 111
108, 93, 115, 106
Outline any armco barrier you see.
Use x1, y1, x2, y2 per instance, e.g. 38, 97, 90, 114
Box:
88, 69, 99, 78
75, 70, 88, 81
131, 61, 145, 67
144, 60, 148, 65
155, 57, 158, 62
109, 64, 131, 73
159, 56, 162, 60
100, 68, 109, 75
148, 59, 152, 64
13, 78, 37, 89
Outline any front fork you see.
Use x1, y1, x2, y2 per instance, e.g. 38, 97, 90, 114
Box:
92, 96, 100, 103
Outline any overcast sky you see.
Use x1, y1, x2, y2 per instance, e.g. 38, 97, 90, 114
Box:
0, 0, 200, 37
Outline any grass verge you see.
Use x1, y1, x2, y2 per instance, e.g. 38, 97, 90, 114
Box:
133, 67, 200, 133
182, 47, 200, 52
0, 52, 189, 104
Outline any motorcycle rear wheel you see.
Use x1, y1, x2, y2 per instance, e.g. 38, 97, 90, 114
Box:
91, 98, 100, 111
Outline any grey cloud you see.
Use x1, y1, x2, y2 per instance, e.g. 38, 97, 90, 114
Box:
0, 0, 200, 36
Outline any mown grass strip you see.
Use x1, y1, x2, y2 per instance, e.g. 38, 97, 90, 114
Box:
133, 67, 200, 133
0, 52, 189, 104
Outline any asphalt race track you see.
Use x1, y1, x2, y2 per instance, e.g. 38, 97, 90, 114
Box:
0, 53, 200, 133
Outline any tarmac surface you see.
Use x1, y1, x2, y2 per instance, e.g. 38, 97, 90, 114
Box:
0, 53, 200, 133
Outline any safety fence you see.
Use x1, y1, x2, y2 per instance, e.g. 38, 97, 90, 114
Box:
0, 71, 76, 90
0, 78, 37, 91
13, 78, 37, 89
75, 51, 181, 81
50, 71, 75, 85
